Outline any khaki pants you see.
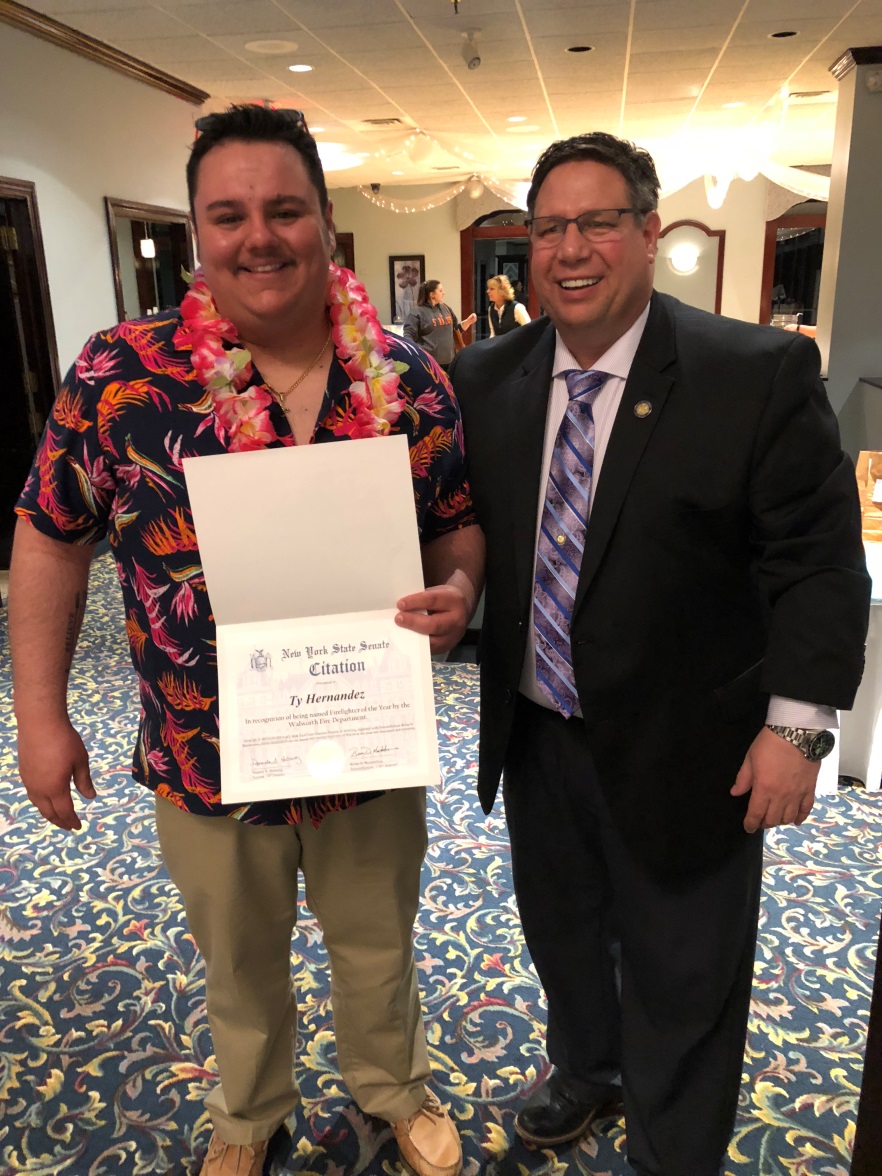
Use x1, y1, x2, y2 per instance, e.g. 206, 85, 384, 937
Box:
154, 788, 431, 1144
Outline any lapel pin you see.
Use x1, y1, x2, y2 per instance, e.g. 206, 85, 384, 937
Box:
633, 400, 652, 418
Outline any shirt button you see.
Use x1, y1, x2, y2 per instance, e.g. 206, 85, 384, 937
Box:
556, 534, 565, 545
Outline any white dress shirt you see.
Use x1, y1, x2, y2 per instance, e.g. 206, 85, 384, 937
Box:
519, 304, 836, 732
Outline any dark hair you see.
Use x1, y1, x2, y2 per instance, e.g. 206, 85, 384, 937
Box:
526, 132, 660, 218
187, 104, 328, 214
417, 279, 442, 307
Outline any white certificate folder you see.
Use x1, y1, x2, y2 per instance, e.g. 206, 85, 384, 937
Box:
183, 435, 439, 802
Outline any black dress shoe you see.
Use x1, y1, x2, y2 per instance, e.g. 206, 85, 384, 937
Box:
514, 1073, 623, 1147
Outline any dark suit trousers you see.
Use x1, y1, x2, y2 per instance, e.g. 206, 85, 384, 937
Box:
502, 695, 763, 1176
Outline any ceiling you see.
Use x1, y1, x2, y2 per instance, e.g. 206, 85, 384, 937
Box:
20, 0, 882, 189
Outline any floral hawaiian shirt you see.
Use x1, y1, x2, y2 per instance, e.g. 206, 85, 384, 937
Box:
16, 312, 475, 826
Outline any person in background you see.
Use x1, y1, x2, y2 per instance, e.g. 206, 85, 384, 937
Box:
10, 104, 483, 1176
486, 274, 531, 337
403, 280, 477, 372
450, 130, 869, 1176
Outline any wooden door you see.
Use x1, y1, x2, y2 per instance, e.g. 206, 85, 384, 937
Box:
0, 178, 59, 568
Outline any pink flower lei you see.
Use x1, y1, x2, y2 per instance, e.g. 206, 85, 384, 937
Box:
173, 263, 408, 451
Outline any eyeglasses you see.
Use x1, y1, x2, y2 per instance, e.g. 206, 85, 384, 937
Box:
194, 108, 308, 136
525, 208, 644, 246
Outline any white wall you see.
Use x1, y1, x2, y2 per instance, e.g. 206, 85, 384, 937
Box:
0, 24, 196, 372
658, 176, 768, 323
328, 185, 463, 325
654, 222, 721, 314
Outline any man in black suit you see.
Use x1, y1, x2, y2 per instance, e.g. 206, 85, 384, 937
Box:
449, 133, 869, 1176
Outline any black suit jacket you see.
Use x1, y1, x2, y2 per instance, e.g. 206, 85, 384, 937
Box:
451, 292, 870, 875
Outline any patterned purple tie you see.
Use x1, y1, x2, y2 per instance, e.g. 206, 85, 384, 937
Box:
533, 368, 607, 716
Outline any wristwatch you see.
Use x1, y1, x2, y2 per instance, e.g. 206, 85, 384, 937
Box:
766, 725, 835, 762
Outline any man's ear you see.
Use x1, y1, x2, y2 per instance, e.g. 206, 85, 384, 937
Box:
644, 209, 662, 260
326, 201, 336, 252
189, 213, 200, 266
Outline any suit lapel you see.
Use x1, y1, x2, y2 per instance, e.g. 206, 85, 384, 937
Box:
502, 321, 557, 615
574, 294, 677, 614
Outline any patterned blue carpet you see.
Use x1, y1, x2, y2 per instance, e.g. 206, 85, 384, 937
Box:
1, 553, 880, 1176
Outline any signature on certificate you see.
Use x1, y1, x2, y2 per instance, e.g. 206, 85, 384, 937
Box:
250, 754, 303, 770
350, 744, 396, 759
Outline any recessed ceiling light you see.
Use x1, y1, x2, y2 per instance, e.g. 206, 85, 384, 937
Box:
769, 30, 798, 38
506, 124, 541, 133
722, 101, 745, 108
508, 115, 526, 123
288, 63, 313, 73
309, 126, 325, 133
357, 152, 371, 158
392, 170, 405, 175
245, 39, 298, 54
567, 45, 595, 53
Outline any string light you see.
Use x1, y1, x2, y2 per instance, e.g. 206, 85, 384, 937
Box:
356, 181, 469, 212
354, 174, 530, 214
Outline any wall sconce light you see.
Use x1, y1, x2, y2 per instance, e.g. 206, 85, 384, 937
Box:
466, 175, 485, 199
668, 242, 700, 275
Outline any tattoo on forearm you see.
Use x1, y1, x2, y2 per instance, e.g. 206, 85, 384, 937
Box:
64, 591, 84, 671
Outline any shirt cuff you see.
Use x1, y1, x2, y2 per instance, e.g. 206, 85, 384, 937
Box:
766, 696, 838, 731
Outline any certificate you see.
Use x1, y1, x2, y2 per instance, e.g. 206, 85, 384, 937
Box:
217, 610, 437, 802
183, 435, 440, 802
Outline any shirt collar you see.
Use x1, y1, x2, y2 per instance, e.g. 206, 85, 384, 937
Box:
552, 299, 652, 381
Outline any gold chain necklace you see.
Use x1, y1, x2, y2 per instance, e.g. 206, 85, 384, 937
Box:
269, 326, 333, 414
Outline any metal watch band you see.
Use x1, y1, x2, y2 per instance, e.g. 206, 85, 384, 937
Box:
765, 724, 835, 761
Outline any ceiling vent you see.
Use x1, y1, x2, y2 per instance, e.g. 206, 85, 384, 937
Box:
789, 90, 835, 103
432, 165, 459, 171
361, 117, 406, 127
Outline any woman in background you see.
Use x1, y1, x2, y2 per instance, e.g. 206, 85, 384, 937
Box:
486, 274, 531, 337
403, 280, 477, 372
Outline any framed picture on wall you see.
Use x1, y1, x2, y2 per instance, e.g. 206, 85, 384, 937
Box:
389, 254, 425, 323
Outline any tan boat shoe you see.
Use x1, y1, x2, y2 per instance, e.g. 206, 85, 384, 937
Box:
392, 1088, 462, 1176
199, 1130, 268, 1175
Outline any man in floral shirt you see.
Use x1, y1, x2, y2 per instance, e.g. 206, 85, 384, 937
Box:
10, 105, 483, 1176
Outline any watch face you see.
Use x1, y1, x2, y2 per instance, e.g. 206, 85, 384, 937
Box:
808, 730, 836, 760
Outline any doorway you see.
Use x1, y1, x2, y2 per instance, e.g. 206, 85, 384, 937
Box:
460, 212, 538, 340
759, 203, 826, 327
473, 239, 530, 341
0, 178, 59, 571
